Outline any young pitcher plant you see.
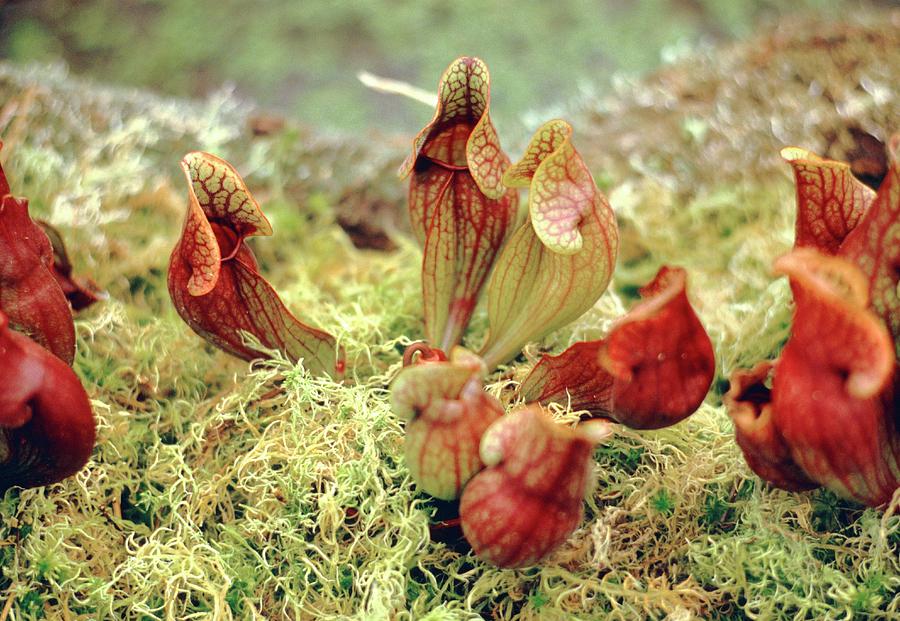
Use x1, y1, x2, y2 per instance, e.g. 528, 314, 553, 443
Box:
398, 57, 518, 353
726, 135, 900, 507
168, 152, 345, 378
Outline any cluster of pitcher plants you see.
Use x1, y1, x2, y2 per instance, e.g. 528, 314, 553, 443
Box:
0, 56, 897, 569
0, 141, 98, 493
726, 139, 900, 507
388, 57, 716, 566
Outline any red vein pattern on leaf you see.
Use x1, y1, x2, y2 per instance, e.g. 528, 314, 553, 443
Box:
399, 57, 518, 351
459, 406, 610, 568
167, 152, 344, 378
504, 119, 594, 254
770, 249, 899, 507
839, 135, 900, 355
391, 351, 501, 500
520, 266, 714, 429
0, 146, 75, 364
520, 341, 612, 416
0, 311, 95, 492
782, 147, 875, 254
479, 120, 618, 370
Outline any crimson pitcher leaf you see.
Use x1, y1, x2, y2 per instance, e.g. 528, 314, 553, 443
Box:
725, 362, 818, 493
839, 135, 900, 354
521, 266, 714, 429
168, 152, 344, 378
772, 250, 898, 506
0, 143, 76, 364
0, 311, 95, 492
459, 406, 612, 568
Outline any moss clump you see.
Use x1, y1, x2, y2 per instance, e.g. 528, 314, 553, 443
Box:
1, 11, 900, 620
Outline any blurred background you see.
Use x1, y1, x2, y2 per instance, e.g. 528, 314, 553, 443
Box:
0, 0, 888, 134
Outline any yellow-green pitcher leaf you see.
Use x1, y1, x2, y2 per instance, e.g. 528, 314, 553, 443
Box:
480, 122, 618, 369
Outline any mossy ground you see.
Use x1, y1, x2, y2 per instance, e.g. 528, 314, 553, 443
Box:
1, 28, 899, 621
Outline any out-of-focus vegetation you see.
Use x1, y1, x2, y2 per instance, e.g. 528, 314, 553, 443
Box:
0, 0, 872, 133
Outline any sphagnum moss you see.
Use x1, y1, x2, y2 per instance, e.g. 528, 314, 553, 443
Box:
2, 12, 900, 621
